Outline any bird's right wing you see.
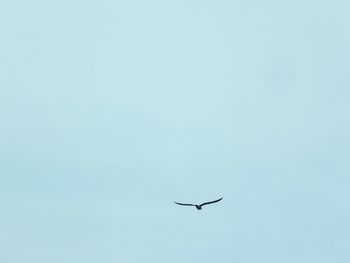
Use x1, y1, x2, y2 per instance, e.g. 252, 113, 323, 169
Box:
200, 197, 223, 206
174, 202, 195, 206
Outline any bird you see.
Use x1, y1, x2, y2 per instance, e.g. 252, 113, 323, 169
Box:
174, 197, 223, 210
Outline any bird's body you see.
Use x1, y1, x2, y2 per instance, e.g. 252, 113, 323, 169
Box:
175, 198, 223, 210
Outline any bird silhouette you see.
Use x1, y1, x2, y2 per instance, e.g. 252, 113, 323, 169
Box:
174, 197, 223, 210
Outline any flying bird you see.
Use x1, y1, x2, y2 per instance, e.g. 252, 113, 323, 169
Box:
174, 197, 223, 210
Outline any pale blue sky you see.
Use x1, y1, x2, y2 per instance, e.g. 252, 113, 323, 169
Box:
1, 0, 349, 262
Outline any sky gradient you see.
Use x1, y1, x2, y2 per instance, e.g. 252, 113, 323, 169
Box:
1, 0, 350, 262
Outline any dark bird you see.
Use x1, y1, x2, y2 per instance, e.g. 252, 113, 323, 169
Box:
174, 197, 223, 210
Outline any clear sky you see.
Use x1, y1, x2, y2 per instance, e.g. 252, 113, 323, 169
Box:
0, 0, 349, 262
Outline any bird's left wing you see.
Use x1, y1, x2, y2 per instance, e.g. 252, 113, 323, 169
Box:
200, 197, 223, 206
174, 202, 195, 206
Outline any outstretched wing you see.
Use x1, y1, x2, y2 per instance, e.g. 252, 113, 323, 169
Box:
175, 202, 195, 206
200, 197, 223, 207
